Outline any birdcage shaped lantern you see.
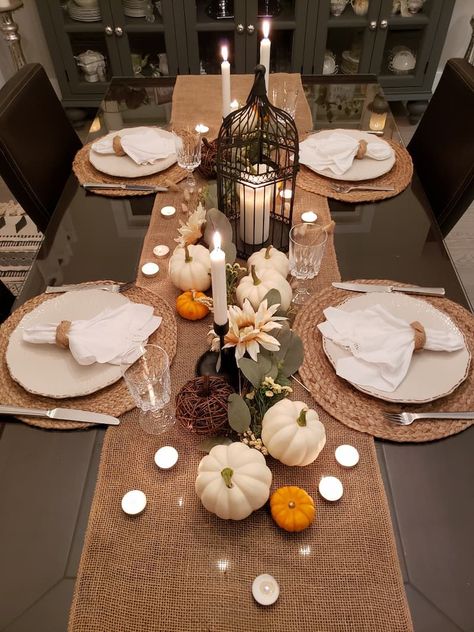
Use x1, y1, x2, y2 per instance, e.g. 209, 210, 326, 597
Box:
216, 65, 299, 259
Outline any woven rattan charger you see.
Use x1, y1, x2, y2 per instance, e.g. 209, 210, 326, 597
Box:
0, 283, 178, 430
297, 139, 413, 203
293, 280, 474, 442
73, 141, 187, 197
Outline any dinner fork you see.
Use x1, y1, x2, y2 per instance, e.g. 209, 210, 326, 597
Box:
383, 411, 474, 425
330, 183, 396, 194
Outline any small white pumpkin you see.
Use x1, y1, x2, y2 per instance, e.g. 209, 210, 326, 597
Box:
236, 265, 292, 311
248, 245, 290, 278
261, 399, 326, 467
169, 244, 211, 292
195, 442, 272, 520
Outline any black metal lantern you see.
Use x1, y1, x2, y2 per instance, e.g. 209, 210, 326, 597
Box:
216, 65, 299, 259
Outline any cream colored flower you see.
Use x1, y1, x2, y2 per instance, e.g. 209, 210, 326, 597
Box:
209, 299, 286, 362
175, 203, 207, 246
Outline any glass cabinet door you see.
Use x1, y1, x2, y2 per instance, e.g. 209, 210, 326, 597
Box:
110, 0, 178, 78
245, 0, 307, 73
310, 0, 378, 76
370, 0, 442, 88
182, 0, 247, 74
51, 1, 121, 95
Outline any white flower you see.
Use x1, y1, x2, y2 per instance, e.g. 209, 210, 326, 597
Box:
265, 390, 274, 397
209, 299, 286, 362
175, 203, 206, 246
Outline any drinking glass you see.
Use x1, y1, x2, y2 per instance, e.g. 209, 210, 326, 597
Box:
271, 83, 299, 119
289, 223, 328, 305
172, 128, 201, 191
121, 344, 174, 435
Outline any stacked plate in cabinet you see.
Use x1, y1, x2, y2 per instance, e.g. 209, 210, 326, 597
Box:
67, 0, 101, 22
123, 0, 152, 18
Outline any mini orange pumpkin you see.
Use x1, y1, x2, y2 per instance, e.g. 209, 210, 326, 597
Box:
270, 486, 315, 532
176, 290, 210, 321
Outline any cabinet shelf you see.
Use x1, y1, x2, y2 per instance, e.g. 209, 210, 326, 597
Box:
327, 16, 368, 28
388, 14, 430, 27
123, 20, 165, 32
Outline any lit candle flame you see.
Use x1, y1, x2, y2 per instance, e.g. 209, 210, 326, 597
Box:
263, 20, 270, 39
221, 46, 228, 62
213, 231, 222, 250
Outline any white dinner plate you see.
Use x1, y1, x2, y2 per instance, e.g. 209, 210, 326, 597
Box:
6, 289, 129, 399
89, 127, 177, 178
322, 292, 471, 403
301, 129, 395, 182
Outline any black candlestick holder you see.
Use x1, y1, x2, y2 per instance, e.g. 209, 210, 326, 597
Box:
196, 320, 239, 390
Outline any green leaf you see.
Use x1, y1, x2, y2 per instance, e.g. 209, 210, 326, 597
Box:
205, 182, 218, 209
262, 288, 281, 309
238, 355, 273, 388
274, 328, 304, 377
203, 208, 233, 246
227, 393, 251, 433
222, 241, 237, 264
198, 435, 233, 453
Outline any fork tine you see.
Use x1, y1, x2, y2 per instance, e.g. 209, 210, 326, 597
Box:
383, 412, 402, 422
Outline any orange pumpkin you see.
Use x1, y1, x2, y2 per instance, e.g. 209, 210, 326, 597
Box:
270, 486, 315, 532
176, 290, 210, 321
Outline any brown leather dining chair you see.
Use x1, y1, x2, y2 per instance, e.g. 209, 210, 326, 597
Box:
408, 58, 474, 237
0, 278, 14, 323
0, 63, 82, 233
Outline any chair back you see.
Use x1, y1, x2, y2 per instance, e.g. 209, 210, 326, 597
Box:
408, 59, 474, 237
0, 64, 82, 233
0, 279, 14, 323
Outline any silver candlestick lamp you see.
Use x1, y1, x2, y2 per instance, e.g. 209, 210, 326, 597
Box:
0, 0, 26, 71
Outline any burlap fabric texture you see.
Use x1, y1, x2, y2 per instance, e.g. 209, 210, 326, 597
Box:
0, 285, 177, 429
294, 280, 474, 442
68, 76, 413, 631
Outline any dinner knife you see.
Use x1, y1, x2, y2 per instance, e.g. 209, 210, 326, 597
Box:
45, 283, 121, 294
82, 183, 168, 192
332, 282, 446, 297
0, 405, 120, 426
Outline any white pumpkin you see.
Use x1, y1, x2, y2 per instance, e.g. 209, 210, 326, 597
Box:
261, 399, 326, 466
195, 442, 272, 520
248, 245, 290, 278
169, 244, 211, 291
236, 265, 292, 311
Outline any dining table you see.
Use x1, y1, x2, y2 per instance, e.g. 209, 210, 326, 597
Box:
0, 73, 473, 632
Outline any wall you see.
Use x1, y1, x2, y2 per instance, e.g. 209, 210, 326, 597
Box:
0, 0, 59, 96
433, 0, 472, 90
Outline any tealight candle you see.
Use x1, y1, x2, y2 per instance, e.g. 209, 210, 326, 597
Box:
154, 446, 179, 469
160, 205, 176, 218
153, 244, 170, 258
230, 99, 239, 111
141, 262, 159, 278
335, 444, 360, 468
195, 123, 209, 135
121, 490, 147, 515
279, 189, 293, 200
252, 574, 279, 606
318, 476, 343, 502
301, 211, 318, 223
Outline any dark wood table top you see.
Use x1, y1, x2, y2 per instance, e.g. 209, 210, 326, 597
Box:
0, 75, 472, 632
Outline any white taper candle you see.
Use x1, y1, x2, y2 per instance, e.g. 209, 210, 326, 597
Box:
259, 21, 271, 93
221, 46, 231, 118
210, 232, 228, 326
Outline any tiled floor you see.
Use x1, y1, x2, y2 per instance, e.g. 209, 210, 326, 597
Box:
1, 109, 473, 307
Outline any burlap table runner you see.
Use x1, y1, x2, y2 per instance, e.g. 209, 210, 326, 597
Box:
69, 77, 413, 631
170, 73, 312, 140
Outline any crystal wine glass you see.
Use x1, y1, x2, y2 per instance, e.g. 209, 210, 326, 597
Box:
289, 223, 328, 305
172, 128, 202, 191
121, 344, 174, 435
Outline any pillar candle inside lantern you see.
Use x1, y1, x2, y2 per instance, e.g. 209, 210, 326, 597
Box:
238, 164, 274, 245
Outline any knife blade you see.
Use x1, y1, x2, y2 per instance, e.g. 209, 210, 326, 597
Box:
82, 183, 168, 192
332, 282, 446, 297
0, 405, 120, 426
45, 283, 121, 294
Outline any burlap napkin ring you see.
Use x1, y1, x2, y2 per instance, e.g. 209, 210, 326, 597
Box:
355, 139, 368, 160
56, 320, 72, 349
410, 320, 426, 351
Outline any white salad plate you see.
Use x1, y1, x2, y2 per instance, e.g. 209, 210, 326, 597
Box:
6, 289, 129, 399
89, 127, 176, 178
301, 129, 395, 181
322, 292, 471, 403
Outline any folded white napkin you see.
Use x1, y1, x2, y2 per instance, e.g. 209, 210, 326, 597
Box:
23, 302, 162, 366
318, 304, 464, 392
92, 127, 175, 165
300, 132, 393, 176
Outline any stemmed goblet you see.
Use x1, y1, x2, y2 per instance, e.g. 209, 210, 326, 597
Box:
289, 223, 328, 305
121, 344, 175, 435
172, 127, 202, 191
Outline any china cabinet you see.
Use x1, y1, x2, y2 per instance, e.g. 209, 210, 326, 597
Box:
37, 0, 454, 112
